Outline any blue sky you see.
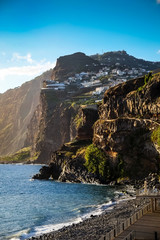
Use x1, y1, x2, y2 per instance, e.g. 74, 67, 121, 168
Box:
0, 0, 160, 93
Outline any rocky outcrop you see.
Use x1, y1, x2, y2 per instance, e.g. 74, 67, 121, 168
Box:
33, 72, 160, 183
100, 75, 160, 120
51, 52, 101, 81
93, 73, 160, 180
33, 105, 100, 182
33, 139, 100, 183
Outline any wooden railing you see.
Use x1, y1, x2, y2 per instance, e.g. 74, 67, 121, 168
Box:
121, 230, 135, 240
136, 188, 160, 196
99, 202, 152, 240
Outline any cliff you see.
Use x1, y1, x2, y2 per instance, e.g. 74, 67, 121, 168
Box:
93, 72, 160, 180
33, 72, 160, 183
33, 105, 99, 182
2, 50, 160, 167
25, 90, 79, 163
0, 69, 52, 156
51, 52, 101, 81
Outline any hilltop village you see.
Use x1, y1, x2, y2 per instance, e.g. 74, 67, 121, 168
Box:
42, 65, 148, 97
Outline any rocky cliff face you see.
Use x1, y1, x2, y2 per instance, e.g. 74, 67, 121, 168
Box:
93, 73, 160, 179
77, 105, 99, 140
0, 69, 52, 156
33, 72, 160, 183
51, 52, 101, 81
33, 105, 99, 182
26, 90, 79, 163
100, 75, 160, 120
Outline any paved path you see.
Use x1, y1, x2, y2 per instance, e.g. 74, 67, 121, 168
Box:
114, 212, 160, 240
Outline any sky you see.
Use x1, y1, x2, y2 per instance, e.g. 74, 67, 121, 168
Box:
0, 0, 160, 93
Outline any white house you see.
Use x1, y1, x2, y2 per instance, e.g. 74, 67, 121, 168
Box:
46, 83, 66, 90
92, 87, 105, 95
117, 70, 125, 76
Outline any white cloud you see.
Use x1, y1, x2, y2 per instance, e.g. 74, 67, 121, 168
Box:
11, 52, 34, 64
0, 60, 56, 93
157, 50, 160, 54
157, 0, 160, 3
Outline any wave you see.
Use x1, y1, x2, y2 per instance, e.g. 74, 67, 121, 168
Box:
5, 228, 30, 240
7, 187, 136, 240
17, 200, 118, 239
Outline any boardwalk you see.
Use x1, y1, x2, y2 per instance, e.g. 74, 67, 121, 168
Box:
99, 184, 160, 240
114, 212, 160, 240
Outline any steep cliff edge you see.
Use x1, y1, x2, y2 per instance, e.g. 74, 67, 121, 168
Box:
93, 72, 160, 180
26, 90, 79, 163
33, 105, 99, 182
51, 52, 101, 81
0, 69, 52, 156
33, 72, 160, 183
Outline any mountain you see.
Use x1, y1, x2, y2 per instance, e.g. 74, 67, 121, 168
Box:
0, 69, 52, 156
91, 50, 160, 70
1, 50, 160, 162
51, 52, 101, 81
33, 71, 160, 183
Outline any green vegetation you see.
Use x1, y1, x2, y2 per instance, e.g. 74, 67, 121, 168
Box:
84, 144, 128, 182
71, 97, 96, 106
138, 72, 153, 92
116, 154, 125, 178
66, 91, 98, 106
0, 147, 31, 163
151, 126, 160, 147
65, 151, 74, 158
76, 146, 87, 157
74, 113, 83, 129
84, 144, 110, 179
99, 75, 110, 84
31, 151, 40, 161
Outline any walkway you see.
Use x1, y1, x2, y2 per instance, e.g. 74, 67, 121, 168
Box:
99, 184, 160, 240
114, 212, 160, 240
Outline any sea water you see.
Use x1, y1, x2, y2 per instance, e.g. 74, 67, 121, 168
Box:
0, 164, 131, 240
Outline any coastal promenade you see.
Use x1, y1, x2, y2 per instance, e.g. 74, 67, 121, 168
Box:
27, 184, 160, 240
114, 211, 160, 240
100, 186, 160, 240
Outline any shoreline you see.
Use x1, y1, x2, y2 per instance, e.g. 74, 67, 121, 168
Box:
27, 196, 149, 240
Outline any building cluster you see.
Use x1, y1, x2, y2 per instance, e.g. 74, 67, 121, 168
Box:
42, 65, 148, 96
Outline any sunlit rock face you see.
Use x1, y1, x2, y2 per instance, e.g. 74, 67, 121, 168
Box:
93, 73, 160, 179
0, 69, 52, 156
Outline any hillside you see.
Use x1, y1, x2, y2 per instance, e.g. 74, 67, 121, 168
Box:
33, 72, 160, 183
1, 50, 160, 161
0, 69, 52, 156
91, 50, 160, 70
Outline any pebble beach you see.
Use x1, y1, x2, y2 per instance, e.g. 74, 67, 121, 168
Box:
28, 197, 149, 240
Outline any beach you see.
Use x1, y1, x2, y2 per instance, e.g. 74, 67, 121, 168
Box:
27, 197, 149, 240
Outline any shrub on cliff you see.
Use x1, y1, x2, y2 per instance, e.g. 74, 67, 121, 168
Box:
74, 112, 83, 129
84, 144, 110, 181
138, 72, 153, 92
151, 126, 160, 147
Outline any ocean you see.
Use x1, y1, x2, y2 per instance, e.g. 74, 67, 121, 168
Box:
0, 164, 132, 240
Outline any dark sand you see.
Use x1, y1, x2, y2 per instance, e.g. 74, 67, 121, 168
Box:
27, 197, 149, 240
